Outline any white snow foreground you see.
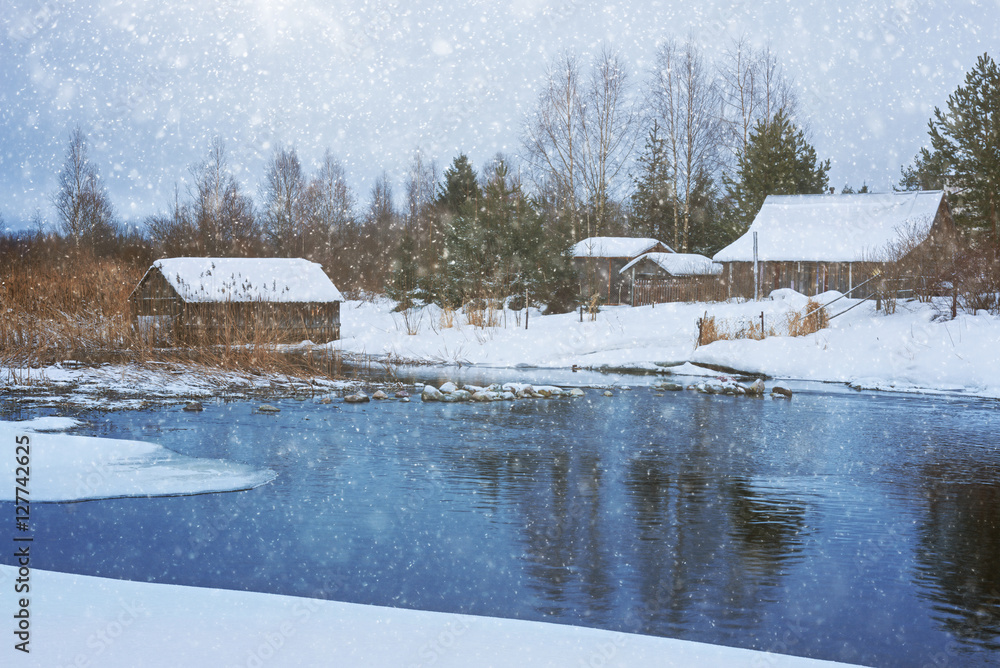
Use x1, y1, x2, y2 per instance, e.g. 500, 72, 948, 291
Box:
0, 419, 275, 502
0, 565, 856, 668
336, 293, 1000, 398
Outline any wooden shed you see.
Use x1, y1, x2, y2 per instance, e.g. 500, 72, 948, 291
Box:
129, 258, 343, 345
619, 252, 725, 305
572, 237, 674, 304
713, 191, 958, 299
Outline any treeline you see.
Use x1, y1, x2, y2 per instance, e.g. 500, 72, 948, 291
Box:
4, 42, 997, 311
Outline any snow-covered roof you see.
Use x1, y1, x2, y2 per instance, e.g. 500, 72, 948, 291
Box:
571, 237, 674, 258
149, 258, 343, 303
620, 252, 723, 276
712, 191, 946, 263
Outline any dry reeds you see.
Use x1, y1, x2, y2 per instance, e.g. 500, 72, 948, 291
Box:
439, 303, 456, 329
0, 249, 145, 364
697, 301, 828, 346
0, 250, 344, 380
785, 299, 829, 337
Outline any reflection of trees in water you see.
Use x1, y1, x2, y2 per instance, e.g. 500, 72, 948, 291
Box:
916, 481, 1000, 650
519, 450, 615, 618
624, 458, 808, 636
424, 396, 814, 634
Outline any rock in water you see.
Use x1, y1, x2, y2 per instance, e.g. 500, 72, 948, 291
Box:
258, 404, 280, 413
394, 390, 410, 399
771, 386, 793, 398
344, 393, 370, 403
421, 385, 443, 402
372, 390, 389, 400
746, 379, 766, 397
439, 381, 459, 394
183, 401, 203, 412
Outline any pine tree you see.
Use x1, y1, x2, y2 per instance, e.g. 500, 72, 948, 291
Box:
898, 147, 949, 192
928, 52, 1000, 247
726, 110, 830, 229
629, 122, 674, 242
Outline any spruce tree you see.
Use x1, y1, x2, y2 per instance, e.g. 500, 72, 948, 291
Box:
629, 122, 674, 243
726, 110, 830, 229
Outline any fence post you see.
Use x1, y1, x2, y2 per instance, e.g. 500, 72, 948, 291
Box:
760, 311, 765, 335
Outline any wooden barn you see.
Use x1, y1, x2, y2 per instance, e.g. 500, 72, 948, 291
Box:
572, 237, 674, 305
129, 258, 343, 345
713, 191, 958, 299
619, 252, 724, 305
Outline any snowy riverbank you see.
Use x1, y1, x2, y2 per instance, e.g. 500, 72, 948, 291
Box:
0, 564, 857, 668
3, 289, 999, 405
334, 290, 1000, 399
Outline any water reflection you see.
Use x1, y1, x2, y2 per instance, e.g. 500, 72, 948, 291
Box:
917, 481, 1000, 651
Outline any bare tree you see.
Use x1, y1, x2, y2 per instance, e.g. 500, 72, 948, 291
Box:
53, 127, 119, 250
404, 148, 438, 254
522, 53, 584, 240
580, 46, 639, 237
260, 143, 305, 256
300, 149, 356, 261
189, 138, 258, 256
718, 36, 798, 164
651, 38, 723, 252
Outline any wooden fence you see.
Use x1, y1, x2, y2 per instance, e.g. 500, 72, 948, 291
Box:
631, 278, 729, 305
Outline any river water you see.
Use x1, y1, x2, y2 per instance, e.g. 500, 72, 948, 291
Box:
3, 374, 999, 666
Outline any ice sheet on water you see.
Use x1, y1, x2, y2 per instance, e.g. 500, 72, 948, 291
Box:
1, 420, 275, 502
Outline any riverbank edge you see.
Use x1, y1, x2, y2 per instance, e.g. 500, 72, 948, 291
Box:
0, 565, 859, 667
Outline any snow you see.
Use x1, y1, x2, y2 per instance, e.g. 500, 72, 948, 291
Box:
571, 237, 673, 258
620, 252, 723, 276
713, 191, 945, 263
0, 419, 275, 502
0, 565, 856, 668
331, 293, 1000, 399
150, 257, 344, 303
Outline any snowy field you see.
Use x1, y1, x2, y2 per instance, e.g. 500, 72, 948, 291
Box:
333, 290, 1000, 398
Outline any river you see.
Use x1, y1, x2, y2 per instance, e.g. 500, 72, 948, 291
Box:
3, 374, 999, 666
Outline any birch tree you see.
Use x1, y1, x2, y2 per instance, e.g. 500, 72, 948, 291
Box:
53, 127, 119, 250
580, 46, 638, 236
651, 38, 723, 252
523, 53, 584, 240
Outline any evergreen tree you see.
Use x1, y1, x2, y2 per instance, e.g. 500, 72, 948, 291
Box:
388, 229, 420, 309
928, 52, 1000, 246
898, 147, 949, 192
437, 154, 480, 213
725, 110, 830, 229
629, 122, 674, 242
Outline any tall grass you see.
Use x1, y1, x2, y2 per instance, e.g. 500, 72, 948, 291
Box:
0, 250, 343, 379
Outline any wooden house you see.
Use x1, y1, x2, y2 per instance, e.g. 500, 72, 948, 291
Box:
129, 258, 343, 345
713, 191, 957, 299
619, 252, 724, 305
572, 237, 674, 304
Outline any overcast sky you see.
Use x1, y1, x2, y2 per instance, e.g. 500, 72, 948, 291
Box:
1, 0, 996, 230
